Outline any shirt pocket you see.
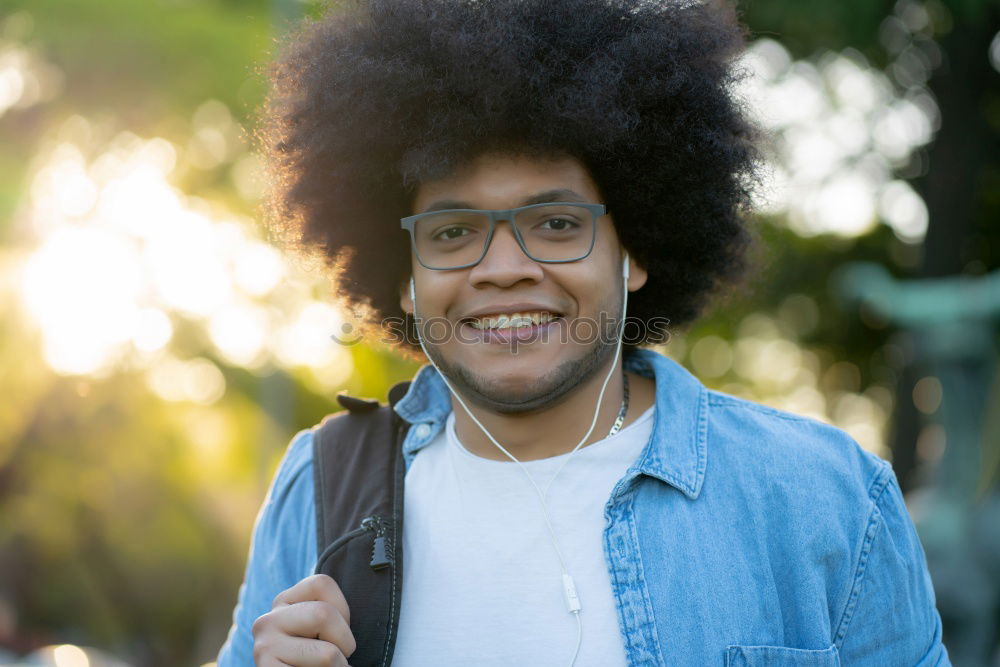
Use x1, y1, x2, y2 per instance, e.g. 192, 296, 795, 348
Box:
725, 644, 840, 666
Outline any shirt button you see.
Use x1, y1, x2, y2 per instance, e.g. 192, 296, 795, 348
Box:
414, 423, 431, 439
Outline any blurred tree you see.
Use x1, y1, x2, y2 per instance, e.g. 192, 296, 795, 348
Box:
743, 3, 1000, 662
743, 0, 999, 483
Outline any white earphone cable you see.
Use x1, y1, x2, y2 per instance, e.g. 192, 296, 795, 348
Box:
410, 254, 631, 667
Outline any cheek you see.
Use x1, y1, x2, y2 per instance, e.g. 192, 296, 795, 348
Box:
412, 272, 463, 318
552, 266, 613, 312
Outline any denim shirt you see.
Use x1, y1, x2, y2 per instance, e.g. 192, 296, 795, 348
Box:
218, 348, 950, 666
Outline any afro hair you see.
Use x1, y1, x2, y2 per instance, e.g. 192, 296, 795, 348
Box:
264, 0, 759, 348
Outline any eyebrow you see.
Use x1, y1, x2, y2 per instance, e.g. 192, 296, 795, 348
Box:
420, 188, 589, 213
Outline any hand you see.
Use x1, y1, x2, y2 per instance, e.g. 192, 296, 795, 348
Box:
252, 573, 357, 666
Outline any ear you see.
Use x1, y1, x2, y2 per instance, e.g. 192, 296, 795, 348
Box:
399, 278, 414, 315
626, 255, 648, 293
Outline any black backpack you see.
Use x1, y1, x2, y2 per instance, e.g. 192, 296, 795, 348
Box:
312, 382, 412, 667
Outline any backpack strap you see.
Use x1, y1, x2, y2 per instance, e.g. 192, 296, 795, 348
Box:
313, 381, 411, 667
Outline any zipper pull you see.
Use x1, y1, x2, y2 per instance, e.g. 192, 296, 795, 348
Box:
361, 516, 391, 570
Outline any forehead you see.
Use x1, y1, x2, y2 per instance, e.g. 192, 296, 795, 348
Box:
410, 152, 604, 213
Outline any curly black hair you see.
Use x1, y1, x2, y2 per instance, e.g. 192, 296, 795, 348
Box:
264, 0, 759, 348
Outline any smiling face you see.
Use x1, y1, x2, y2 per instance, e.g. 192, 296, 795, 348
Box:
400, 152, 647, 414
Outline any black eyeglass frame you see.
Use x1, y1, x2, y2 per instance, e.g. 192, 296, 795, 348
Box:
400, 202, 607, 270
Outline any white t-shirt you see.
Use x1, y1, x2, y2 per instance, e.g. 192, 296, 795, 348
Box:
392, 405, 654, 667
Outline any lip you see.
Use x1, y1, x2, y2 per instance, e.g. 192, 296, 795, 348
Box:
460, 302, 564, 321
461, 319, 562, 345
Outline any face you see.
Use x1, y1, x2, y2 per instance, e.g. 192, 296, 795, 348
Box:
400, 152, 647, 414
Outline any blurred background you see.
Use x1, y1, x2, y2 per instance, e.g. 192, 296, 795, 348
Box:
0, 0, 997, 665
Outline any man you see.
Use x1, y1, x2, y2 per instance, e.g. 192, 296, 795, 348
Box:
219, 0, 950, 664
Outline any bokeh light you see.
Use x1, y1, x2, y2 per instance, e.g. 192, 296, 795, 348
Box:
11, 115, 354, 389
738, 25, 939, 243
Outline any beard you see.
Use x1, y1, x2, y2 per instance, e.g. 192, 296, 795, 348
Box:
420, 290, 624, 415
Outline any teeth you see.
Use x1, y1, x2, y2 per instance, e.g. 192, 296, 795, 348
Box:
468, 311, 555, 330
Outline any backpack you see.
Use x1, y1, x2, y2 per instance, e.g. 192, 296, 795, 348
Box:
312, 382, 412, 667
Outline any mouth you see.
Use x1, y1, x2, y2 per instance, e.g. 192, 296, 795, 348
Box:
458, 310, 565, 346
463, 311, 561, 331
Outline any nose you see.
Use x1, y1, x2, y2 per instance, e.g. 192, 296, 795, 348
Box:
467, 219, 544, 288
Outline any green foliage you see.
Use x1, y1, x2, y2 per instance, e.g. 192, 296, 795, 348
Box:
744, 0, 999, 59
2, 0, 272, 123
742, 0, 892, 60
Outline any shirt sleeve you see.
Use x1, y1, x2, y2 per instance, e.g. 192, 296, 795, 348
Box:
217, 429, 319, 666
835, 464, 951, 665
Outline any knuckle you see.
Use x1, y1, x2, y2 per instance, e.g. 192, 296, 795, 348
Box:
319, 643, 343, 663
314, 572, 340, 593
344, 632, 358, 657
251, 636, 270, 661
312, 601, 332, 625
251, 612, 271, 636
271, 589, 289, 608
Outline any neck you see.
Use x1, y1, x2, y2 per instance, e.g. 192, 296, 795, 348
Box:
449, 355, 630, 462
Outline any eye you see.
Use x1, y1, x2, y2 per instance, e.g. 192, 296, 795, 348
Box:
538, 217, 580, 231
433, 225, 472, 241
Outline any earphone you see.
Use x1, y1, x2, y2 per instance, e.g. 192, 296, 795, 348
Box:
409, 252, 631, 667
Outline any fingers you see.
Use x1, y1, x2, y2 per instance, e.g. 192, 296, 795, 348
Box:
253, 635, 349, 667
273, 574, 351, 624
253, 574, 357, 666
266, 600, 357, 656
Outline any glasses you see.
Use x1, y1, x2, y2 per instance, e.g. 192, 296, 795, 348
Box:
400, 202, 606, 270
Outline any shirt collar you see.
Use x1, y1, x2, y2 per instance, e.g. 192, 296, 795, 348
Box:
623, 348, 708, 499
394, 347, 708, 499
394, 362, 452, 427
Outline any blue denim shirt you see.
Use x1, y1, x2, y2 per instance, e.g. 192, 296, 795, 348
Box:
218, 348, 950, 666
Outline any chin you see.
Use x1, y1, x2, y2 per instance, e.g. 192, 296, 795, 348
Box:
433, 340, 614, 415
